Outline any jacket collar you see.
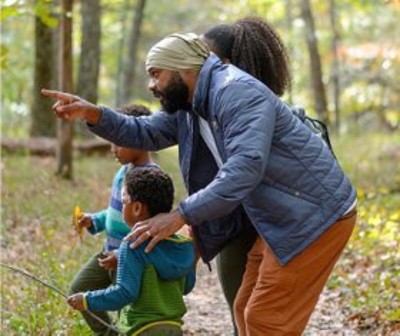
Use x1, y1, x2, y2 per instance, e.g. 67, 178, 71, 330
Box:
192, 53, 221, 119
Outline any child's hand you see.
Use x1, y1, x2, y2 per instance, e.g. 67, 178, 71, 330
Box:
77, 215, 93, 229
98, 251, 118, 271
67, 293, 85, 311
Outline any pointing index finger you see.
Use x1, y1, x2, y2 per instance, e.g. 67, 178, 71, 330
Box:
41, 89, 75, 103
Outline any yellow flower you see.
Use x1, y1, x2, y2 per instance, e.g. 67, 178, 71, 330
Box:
73, 206, 84, 241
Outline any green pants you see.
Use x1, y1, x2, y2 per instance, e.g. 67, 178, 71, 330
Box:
216, 227, 257, 336
135, 324, 183, 336
70, 251, 118, 336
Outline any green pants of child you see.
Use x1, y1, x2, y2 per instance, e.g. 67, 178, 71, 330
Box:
134, 324, 183, 336
70, 251, 118, 336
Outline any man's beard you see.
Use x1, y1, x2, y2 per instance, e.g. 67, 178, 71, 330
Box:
153, 72, 190, 114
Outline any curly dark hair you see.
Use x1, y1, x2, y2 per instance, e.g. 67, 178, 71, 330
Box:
124, 167, 174, 217
115, 104, 151, 117
204, 17, 291, 96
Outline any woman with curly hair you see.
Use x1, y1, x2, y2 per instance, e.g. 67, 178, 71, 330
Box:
203, 17, 292, 334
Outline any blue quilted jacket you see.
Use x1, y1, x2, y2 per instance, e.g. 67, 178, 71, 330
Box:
90, 54, 356, 265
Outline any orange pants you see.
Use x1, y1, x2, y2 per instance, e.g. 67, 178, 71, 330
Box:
234, 211, 357, 335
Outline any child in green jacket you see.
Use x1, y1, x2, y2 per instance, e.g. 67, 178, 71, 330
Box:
68, 167, 195, 336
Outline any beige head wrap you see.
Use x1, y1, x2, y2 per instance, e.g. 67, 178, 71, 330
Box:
146, 33, 210, 72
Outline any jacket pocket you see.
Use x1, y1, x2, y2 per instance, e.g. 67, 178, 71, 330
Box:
247, 183, 322, 228
262, 176, 321, 207
271, 181, 321, 206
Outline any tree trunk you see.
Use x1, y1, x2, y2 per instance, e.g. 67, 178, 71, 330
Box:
31, 11, 56, 137
76, 0, 101, 103
285, 0, 294, 105
56, 0, 74, 179
75, 0, 101, 137
121, 0, 146, 104
115, 0, 132, 106
329, 0, 341, 132
300, 0, 329, 124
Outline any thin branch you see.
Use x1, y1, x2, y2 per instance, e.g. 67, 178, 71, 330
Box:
1, 263, 67, 297
1, 263, 121, 334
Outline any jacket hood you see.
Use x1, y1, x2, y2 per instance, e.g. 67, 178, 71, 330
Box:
145, 234, 194, 281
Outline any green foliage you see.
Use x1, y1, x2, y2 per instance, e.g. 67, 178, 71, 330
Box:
34, 0, 58, 27
1, 4, 35, 139
0, 1, 24, 22
1, 147, 184, 334
325, 129, 400, 330
0, 0, 59, 23
2, 0, 399, 133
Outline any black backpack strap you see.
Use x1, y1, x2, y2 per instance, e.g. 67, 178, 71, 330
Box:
305, 116, 336, 158
292, 106, 306, 122
291, 106, 336, 158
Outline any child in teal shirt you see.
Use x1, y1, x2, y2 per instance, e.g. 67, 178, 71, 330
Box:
71, 105, 158, 335
68, 167, 195, 336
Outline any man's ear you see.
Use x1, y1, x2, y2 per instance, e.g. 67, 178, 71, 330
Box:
179, 69, 198, 84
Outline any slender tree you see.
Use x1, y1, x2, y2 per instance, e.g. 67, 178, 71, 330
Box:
75, 0, 101, 137
120, 0, 146, 104
76, 0, 101, 103
56, 0, 74, 179
329, 0, 340, 132
285, 0, 294, 105
300, 0, 329, 124
31, 5, 56, 137
115, 0, 132, 106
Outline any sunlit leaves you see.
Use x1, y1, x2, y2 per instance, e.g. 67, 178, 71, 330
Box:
1, 0, 58, 25
322, 129, 400, 331
34, 0, 58, 27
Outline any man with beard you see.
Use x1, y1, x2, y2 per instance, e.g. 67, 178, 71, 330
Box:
150, 71, 191, 114
42, 32, 357, 335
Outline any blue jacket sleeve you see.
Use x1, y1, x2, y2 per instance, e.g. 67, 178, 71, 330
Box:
85, 243, 144, 311
88, 107, 179, 151
179, 83, 275, 226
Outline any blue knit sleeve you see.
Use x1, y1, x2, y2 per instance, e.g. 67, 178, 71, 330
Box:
85, 242, 144, 311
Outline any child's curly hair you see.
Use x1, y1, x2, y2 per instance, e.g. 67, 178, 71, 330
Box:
124, 167, 174, 217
